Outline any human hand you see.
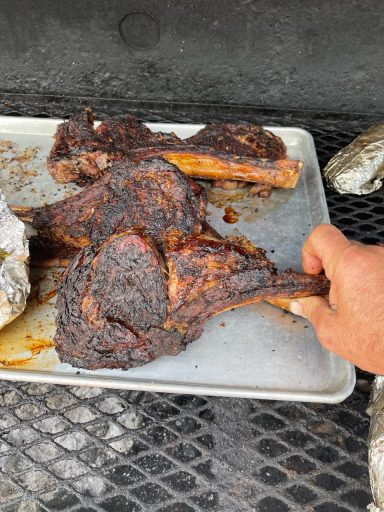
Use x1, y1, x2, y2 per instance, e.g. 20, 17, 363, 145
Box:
289, 224, 384, 374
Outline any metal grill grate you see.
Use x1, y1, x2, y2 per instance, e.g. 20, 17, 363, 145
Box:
0, 104, 380, 511
0, 382, 373, 512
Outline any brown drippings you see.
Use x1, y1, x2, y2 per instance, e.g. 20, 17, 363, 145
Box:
223, 206, 240, 224
38, 288, 58, 304
0, 336, 57, 369
24, 336, 54, 356
0, 348, 59, 370
12, 145, 40, 164
0, 139, 42, 194
0, 140, 15, 153
0, 265, 59, 371
205, 179, 295, 225
31, 268, 63, 305
205, 182, 250, 208
27, 337, 55, 353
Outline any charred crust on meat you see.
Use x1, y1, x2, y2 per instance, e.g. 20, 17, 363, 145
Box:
55, 230, 182, 370
33, 157, 207, 251
96, 114, 183, 151
186, 123, 287, 160
47, 110, 119, 183
48, 110, 184, 183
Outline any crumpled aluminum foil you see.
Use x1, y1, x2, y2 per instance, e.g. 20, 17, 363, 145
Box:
0, 191, 30, 328
323, 124, 384, 195
367, 376, 384, 511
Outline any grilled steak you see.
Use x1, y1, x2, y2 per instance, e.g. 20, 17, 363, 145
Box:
55, 229, 329, 370
32, 158, 206, 250
55, 231, 173, 369
47, 110, 302, 192
47, 110, 118, 184
165, 231, 329, 328
96, 114, 182, 151
48, 111, 183, 184
186, 123, 287, 159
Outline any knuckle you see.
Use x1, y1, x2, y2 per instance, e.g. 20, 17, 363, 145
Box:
312, 223, 339, 241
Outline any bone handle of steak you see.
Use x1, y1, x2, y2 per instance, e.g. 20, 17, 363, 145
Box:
265, 297, 296, 312
217, 272, 329, 315
160, 151, 303, 188
265, 293, 330, 312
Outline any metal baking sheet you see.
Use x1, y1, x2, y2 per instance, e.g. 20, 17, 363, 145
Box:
0, 116, 355, 403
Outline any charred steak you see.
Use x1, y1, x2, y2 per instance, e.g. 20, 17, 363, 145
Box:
32, 158, 206, 250
55, 229, 329, 370
48, 111, 182, 184
55, 231, 173, 369
186, 123, 287, 159
96, 113, 182, 151
47, 110, 118, 184
47, 110, 302, 193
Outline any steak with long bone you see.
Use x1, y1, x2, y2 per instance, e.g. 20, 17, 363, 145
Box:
47, 110, 302, 193
55, 228, 329, 370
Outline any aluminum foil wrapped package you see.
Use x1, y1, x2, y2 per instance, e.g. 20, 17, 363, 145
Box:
0, 191, 30, 328
367, 376, 384, 512
323, 124, 384, 195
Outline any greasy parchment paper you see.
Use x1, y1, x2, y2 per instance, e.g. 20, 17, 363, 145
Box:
323, 124, 384, 195
0, 191, 30, 327
368, 376, 384, 511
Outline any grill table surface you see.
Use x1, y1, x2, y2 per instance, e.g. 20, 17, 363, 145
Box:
0, 106, 381, 512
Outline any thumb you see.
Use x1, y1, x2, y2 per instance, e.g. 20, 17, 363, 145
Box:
289, 296, 334, 332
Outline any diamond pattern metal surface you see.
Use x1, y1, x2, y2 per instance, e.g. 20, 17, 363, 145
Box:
0, 107, 380, 511
0, 381, 373, 511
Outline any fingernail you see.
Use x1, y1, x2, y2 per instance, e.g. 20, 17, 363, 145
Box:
289, 300, 304, 317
